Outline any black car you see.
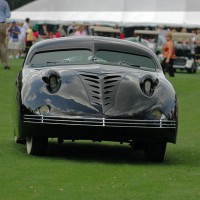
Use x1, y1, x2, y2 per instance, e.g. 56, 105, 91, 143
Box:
13, 36, 178, 162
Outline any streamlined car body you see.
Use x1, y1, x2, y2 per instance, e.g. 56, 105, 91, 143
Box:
13, 36, 178, 162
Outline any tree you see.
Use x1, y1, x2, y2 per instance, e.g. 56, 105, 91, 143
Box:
7, 0, 35, 10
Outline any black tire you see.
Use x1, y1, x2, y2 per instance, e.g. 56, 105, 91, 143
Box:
188, 63, 197, 74
193, 63, 197, 73
144, 142, 167, 162
187, 68, 192, 73
130, 140, 145, 150
15, 136, 26, 144
26, 137, 48, 156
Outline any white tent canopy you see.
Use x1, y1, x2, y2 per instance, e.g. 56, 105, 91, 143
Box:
10, 0, 200, 27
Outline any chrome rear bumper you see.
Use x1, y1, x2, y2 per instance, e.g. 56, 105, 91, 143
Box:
23, 115, 176, 129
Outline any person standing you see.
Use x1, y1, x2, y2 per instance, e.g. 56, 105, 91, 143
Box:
23, 18, 30, 33
23, 18, 30, 54
39, 24, 49, 40
157, 25, 168, 46
32, 25, 39, 43
17, 22, 26, 58
25, 25, 34, 53
0, 0, 11, 69
161, 32, 176, 77
74, 25, 87, 36
8, 20, 20, 59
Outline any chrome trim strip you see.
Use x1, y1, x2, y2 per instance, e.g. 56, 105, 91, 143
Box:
23, 115, 176, 128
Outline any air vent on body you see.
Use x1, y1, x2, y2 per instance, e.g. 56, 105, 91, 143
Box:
79, 73, 123, 113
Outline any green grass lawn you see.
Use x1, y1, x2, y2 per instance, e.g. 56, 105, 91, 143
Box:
0, 59, 200, 200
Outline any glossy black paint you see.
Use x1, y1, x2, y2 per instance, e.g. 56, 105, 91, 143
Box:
13, 36, 178, 144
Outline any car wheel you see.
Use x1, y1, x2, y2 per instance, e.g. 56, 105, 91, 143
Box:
144, 142, 167, 162
130, 140, 145, 150
192, 63, 197, 73
188, 63, 197, 73
187, 68, 192, 73
26, 137, 48, 156
15, 136, 26, 144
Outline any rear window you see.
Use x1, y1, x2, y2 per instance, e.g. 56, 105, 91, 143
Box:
29, 49, 92, 67
95, 50, 156, 70
28, 48, 156, 71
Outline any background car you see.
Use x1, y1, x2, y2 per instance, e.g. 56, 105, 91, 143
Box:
172, 32, 197, 73
125, 36, 156, 53
89, 25, 120, 38
134, 30, 162, 54
13, 36, 178, 162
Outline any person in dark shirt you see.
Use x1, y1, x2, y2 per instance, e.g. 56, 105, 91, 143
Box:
39, 24, 49, 40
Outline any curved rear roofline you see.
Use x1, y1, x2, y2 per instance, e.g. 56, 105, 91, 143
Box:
26, 36, 161, 70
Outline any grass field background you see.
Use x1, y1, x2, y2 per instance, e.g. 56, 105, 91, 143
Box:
0, 59, 200, 200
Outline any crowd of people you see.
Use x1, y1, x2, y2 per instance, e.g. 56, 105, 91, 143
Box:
5, 18, 62, 59
4, 20, 94, 60
0, 0, 200, 74
0, 0, 93, 70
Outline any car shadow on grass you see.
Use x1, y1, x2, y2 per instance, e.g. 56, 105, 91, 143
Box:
15, 141, 199, 165
47, 141, 147, 164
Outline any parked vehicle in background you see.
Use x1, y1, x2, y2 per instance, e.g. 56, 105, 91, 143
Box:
89, 26, 120, 38
125, 36, 156, 53
133, 30, 162, 55
195, 34, 200, 67
172, 32, 197, 73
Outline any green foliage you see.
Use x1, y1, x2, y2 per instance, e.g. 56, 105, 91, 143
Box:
0, 60, 200, 200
